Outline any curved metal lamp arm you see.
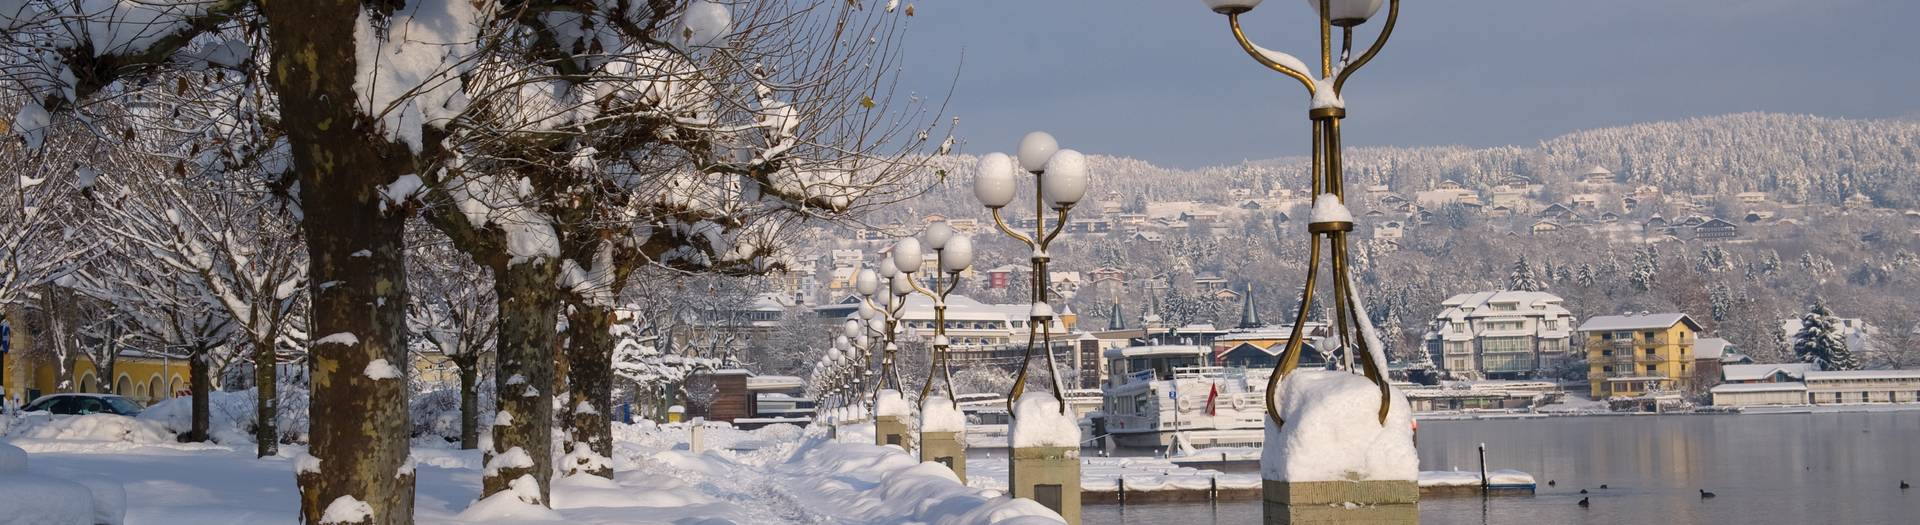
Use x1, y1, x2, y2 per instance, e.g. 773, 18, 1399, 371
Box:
903, 271, 938, 300
990, 208, 1037, 247
1039, 205, 1075, 248
1229, 12, 1316, 95
1333, 0, 1399, 93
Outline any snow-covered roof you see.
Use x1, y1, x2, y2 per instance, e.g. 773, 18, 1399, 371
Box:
1102, 345, 1210, 359
1583, 165, 1612, 176
1721, 363, 1815, 382
1804, 370, 1920, 382
1577, 313, 1700, 332
747, 375, 805, 390
1710, 382, 1806, 394
1693, 337, 1734, 361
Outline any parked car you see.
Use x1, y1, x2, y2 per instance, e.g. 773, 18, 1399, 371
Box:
21, 393, 144, 417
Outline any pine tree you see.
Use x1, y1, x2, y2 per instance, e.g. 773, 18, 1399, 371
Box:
1506, 255, 1547, 291
1794, 303, 1860, 371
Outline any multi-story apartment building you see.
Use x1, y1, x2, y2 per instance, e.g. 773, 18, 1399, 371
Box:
1577, 313, 1702, 399
1422, 291, 1576, 379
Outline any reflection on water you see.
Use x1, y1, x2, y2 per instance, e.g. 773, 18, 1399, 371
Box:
1083, 412, 1920, 524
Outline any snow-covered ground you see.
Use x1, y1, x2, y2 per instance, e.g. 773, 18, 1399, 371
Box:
2, 415, 1065, 524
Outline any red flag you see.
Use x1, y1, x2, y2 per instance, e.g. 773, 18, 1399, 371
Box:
1206, 383, 1220, 416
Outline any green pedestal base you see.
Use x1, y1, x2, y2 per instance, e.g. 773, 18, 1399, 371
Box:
1262, 479, 1418, 525
919, 431, 966, 481
1011, 446, 1081, 525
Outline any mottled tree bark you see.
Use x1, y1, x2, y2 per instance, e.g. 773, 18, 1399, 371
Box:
483, 261, 561, 503
562, 302, 614, 478
253, 336, 278, 457
264, 1, 416, 523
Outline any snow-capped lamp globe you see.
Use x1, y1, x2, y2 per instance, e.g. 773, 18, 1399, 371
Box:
923, 221, 954, 251
1016, 132, 1059, 174
857, 299, 877, 320
855, 268, 879, 296
1041, 149, 1089, 210
974, 153, 1018, 209
1306, 0, 1383, 27
890, 272, 914, 296
878, 257, 898, 279
941, 236, 974, 273
680, 0, 732, 47
834, 335, 852, 352
1203, 0, 1261, 15
843, 319, 862, 339
893, 238, 924, 274
1198, 0, 1414, 521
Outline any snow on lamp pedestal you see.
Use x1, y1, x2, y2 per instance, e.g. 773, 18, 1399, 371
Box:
874, 389, 913, 453
1009, 394, 1081, 525
919, 396, 968, 481
1262, 371, 1417, 524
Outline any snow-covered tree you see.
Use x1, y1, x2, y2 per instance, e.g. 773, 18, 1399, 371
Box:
405, 237, 496, 450
1794, 303, 1860, 371
95, 165, 307, 457
1505, 255, 1546, 292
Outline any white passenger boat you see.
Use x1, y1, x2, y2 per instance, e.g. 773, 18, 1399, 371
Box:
1098, 345, 1268, 449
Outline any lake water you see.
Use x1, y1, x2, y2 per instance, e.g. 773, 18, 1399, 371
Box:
1083, 411, 1920, 524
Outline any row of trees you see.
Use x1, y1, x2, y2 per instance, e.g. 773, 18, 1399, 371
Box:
2, 1, 943, 522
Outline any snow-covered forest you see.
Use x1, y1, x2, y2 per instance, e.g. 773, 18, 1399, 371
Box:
852, 113, 1920, 370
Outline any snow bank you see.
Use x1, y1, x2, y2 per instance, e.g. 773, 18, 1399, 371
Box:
1261, 370, 1416, 482
1310, 193, 1353, 224
0, 442, 25, 473
779, 435, 1065, 524
1010, 394, 1081, 449
875, 389, 911, 419
455, 475, 562, 521
0, 473, 95, 525
15, 415, 172, 444
921, 397, 966, 434
138, 386, 312, 445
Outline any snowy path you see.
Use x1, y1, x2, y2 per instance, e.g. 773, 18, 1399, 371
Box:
6, 421, 1062, 525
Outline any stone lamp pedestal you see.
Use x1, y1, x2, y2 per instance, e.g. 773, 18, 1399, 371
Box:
919, 431, 967, 480
1009, 394, 1081, 525
1263, 370, 1418, 525
874, 415, 912, 453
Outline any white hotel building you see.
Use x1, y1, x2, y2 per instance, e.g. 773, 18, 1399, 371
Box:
1423, 291, 1577, 379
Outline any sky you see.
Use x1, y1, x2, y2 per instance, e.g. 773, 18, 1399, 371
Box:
890, 0, 1920, 168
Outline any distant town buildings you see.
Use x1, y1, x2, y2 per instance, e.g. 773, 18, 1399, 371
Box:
1423, 291, 1576, 379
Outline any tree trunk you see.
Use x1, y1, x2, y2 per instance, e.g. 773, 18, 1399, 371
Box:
188, 348, 211, 443
562, 303, 614, 479
483, 260, 561, 504
254, 337, 278, 457
264, 1, 417, 522
456, 355, 479, 450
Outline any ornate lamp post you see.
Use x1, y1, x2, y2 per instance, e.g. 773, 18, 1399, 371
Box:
898, 222, 975, 477
1202, 1, 1416, 523
864, 253, 914, 449
974, 133, 1090, 524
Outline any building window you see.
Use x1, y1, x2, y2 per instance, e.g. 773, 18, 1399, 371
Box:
1543, 320, 1558, 330
1645, 364, 1657, 374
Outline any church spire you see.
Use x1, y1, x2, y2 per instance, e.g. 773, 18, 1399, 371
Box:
1106, 301, 1127, 331
1237, 283, 1262, 329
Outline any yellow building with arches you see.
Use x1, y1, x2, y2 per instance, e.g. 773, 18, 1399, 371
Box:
4, 349, 193, 406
